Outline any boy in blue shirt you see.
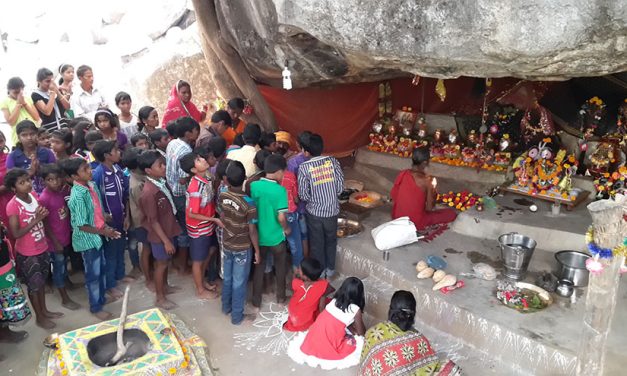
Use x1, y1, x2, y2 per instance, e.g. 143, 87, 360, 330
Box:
91, 140, 130, 300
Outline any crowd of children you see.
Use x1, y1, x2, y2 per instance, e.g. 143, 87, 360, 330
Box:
0, 66, 387, 371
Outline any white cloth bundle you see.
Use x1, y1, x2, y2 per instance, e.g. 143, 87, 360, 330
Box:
371, 216, 419, 251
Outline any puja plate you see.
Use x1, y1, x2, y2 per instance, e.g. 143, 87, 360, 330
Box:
337, 218, 364, 238
497, 281, 553, 313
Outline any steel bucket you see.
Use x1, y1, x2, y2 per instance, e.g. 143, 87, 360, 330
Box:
498, 232, 537, 280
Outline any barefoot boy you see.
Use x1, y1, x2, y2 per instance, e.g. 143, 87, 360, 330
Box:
63, 157, 120, 320
39, 163, 80, 310
218, 160, 260, 324
92, 140, 130, 300
179, 151, 223, 300
138, 150, 180, 310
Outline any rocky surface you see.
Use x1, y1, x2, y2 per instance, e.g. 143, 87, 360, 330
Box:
210, 0, 627, 86
0, 0, 213, 118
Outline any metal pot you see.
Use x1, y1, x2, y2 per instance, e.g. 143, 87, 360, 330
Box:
554, 251, 590, 287
556, 279, 574, 297
498, 232, 537, 280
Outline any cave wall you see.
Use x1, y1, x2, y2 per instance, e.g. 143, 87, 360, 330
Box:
209, 0, 627, 87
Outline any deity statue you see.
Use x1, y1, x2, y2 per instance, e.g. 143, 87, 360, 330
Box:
520, 102, 555, 146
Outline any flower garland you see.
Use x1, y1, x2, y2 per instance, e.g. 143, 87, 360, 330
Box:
535, 162, 562, 181
584, 227, 627, 275
521, 105, 554, 143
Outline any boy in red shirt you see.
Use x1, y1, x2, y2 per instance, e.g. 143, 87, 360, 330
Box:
138, 151, 181, 310
180, 151, 223, 300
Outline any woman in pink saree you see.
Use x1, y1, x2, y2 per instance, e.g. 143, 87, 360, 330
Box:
161, 80, 204, 127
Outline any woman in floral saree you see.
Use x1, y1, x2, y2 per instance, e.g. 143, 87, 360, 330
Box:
359, 291, 461, 376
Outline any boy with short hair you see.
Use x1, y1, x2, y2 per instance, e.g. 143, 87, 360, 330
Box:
179, 151, 223, 300
37, 129, 51, 148
63, 157, 120, 320
150, 129, 170, 158
39, 163, 80, 310
121, 147, 150, 284
73, 130, 104, 170
139, 150, 181, 310
250, 154, 291, 307
91, 140, 130, 299
229, 123, 261, 178
297, 134, 344, 279
130, 133, 150, 150
218, 160, 260, 324
281, 164, 303, 270
165, 117, 200, 274
287, 131, 312, 258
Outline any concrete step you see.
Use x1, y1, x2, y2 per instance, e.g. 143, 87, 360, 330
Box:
356, 274, 530, 376
335, 242, 578, 375
333, 205, 600, 375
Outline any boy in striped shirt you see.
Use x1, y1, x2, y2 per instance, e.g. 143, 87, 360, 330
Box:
180, 152, 223, 300
63, 158, 121, 320
297, 134, 344, 279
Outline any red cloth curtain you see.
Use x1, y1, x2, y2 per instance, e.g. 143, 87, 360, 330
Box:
258, 83, 379, 156
258, 77, 555, 155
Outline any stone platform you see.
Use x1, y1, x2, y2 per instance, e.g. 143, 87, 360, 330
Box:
335, 205, 627, 376
348, 146, 593, 251
354, 146, 596, 193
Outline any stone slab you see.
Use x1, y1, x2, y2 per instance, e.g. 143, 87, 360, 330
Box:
336, 205, 627, 376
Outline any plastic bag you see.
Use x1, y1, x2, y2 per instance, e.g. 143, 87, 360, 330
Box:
473, 263, 497, 280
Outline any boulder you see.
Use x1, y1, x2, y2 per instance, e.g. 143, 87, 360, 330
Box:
119, 0, 189, 40
208, 0, 627, 86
